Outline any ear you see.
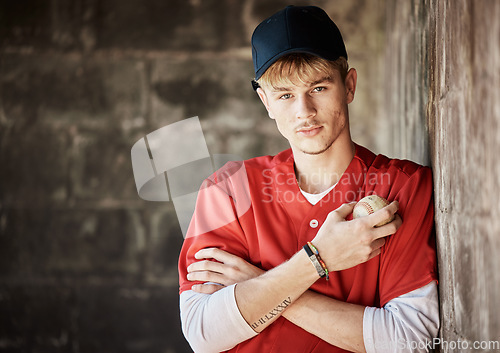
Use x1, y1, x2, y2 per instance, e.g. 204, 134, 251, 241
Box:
345, 68, 357, 104
256, 87, 275, 119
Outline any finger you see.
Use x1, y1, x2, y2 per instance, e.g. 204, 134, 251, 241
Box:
195, 248, 242, 265
187, 260, 228, 274
191, 283, 225, 295
329, 202, 357, 221
366, 248, 382, 262
393, 213, 403, 225
367, 201, 399, 228
370, 237, 386, 251
187, 270, 231, 285
372, 214, 402, 239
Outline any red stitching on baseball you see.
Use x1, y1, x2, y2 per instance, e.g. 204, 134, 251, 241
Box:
359, 202, 374, 214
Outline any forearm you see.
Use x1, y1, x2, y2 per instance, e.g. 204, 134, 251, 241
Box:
364, 282, 439, 353
187, 202, 400, 337
282, 282, 440, 353
282, 290, 366, 353
235, 248, 320, 332
180, 285, 257, 353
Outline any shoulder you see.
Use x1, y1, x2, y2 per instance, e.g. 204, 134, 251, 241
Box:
205, 149, 292, 186
244, 149, 293, 170
353, 144, 433, 202
372, 154, 430, 180
356, 144, 431, 181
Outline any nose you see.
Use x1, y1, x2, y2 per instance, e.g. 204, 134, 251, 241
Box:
295, 95, 316, 120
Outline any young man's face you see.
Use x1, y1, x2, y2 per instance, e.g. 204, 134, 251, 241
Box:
257, 67, 357, 156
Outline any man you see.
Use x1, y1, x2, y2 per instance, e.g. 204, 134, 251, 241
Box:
178, 5, 439, 353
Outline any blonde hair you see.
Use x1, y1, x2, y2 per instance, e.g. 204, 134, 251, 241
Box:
257, 54, 348, 90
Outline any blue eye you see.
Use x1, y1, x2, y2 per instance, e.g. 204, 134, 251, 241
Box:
280, 93, 292, 100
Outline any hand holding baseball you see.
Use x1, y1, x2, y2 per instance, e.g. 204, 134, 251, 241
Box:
311, 200, 401, 272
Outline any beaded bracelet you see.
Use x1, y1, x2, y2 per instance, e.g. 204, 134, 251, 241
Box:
307, 242, 330, 281
303, 242, 330, 281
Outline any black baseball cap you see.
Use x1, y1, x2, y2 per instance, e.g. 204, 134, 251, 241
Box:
251, 5, 348, 83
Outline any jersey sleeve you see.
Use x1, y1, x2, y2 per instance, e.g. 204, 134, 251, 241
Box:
363, 282, 439, 353
378, 166, 438, 306
178, 161, 252, 294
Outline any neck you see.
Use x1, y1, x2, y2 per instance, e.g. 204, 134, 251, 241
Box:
293, 136, 355, 194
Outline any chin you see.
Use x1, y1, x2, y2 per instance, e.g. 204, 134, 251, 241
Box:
299, 142, 334, 156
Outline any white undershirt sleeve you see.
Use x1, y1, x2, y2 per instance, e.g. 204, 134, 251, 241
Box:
179, 284, 257, 353
363, 281, 440, 353
181, 281, 439, 353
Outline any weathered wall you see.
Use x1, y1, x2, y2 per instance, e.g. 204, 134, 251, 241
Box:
384, 0, 431, 165
0, 1, 386, 352
429, 0, 500, 349
386, 0, 500, 351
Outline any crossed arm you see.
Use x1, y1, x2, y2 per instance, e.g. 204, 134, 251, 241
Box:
186, 248, 368, 352
183, 202, 403, 353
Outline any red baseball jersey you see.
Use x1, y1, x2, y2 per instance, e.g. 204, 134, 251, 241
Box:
178, 144, 438, 352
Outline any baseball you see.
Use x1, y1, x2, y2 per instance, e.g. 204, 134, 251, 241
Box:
353, 195, 394, 227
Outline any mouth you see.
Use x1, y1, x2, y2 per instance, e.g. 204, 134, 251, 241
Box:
296, 125, 323, 137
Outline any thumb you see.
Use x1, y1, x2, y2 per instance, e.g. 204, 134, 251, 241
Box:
330, 201, 357, 221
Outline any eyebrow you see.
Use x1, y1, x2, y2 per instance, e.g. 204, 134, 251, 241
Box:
271, 76, 333, 92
